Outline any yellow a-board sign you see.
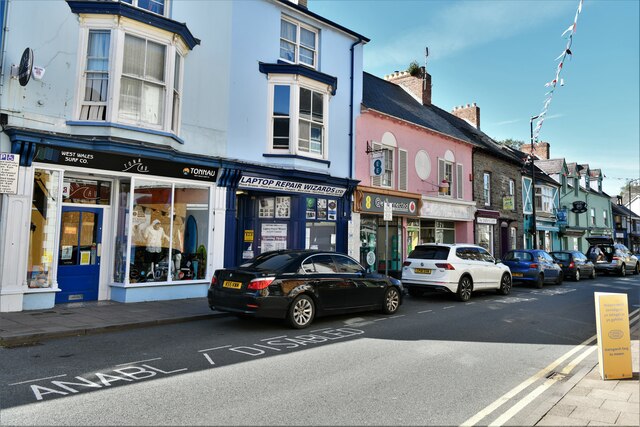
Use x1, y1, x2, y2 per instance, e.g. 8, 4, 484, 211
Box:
594, 292, 632, 380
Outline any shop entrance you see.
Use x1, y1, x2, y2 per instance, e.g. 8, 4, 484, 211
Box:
56, 207, 103, 303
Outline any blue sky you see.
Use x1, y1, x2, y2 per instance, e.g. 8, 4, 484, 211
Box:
311, 0, 640, 196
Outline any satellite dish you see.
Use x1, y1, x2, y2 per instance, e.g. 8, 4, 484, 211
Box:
18, 48, 33, 87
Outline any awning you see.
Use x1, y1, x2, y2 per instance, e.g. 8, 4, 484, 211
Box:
476, 209, 500, 219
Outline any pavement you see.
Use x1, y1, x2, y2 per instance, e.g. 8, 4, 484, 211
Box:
1, 297, 638, 426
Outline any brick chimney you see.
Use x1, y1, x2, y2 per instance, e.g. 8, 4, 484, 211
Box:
297, 0, 308, 8
451, 103, 480, 129
520, 142, 550, 160
384, 66, 432, 106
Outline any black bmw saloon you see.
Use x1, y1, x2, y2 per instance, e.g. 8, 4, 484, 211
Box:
208, 250, 403, 328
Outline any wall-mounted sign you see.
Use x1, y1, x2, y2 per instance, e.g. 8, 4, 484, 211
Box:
358, 191, 419, 217
571, 200, 588, 213
594, 292, 632, 380
477, 217, 498, 225
18, 48, 33, 86
0, 153, 20, 194
556, 208, 568, 226
370, 151, 384, 177
502, 196, 514, 211
34, 146, 218, 182
239, 176, 346, 197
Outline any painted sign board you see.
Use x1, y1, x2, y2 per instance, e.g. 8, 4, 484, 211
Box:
359, 191, 419, 217
370, 151, 383, 177
0, 153, 20, 194
594, 292, 632, 380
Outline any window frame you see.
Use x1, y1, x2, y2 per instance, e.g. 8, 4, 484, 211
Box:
74, 16, 186, 136
280, 16, 319, 69
439, 158, 454, 197
122, 0, 169, 17
483, 172, 491, 206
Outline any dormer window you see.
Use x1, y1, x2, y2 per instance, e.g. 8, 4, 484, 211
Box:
121, 0, 167, 17
280, 17, 318, 68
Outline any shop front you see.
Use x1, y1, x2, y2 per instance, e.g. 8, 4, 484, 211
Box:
221, 171, 357, 268
420, 196, 476, 246
352, 186, 421, 278
2, 136, 223, 311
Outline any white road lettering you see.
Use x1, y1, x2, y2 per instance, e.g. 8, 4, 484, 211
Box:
30, 385, 68, 401
51, 377, 102, 393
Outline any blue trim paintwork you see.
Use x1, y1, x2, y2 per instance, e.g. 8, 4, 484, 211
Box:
66, 0, 200, 49
23, 292, 56, 311
262, 153, 331, 166
110, 283, 208, 303
259, 62, 338, 95
66, 121, 185, 144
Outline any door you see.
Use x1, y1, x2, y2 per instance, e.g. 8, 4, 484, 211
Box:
334, 254, 385, 307
57, 207, 103, 303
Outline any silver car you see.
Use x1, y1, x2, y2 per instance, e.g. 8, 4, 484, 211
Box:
586, 237, 639, 276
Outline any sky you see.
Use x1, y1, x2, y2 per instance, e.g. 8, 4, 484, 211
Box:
310, 0, 640, 197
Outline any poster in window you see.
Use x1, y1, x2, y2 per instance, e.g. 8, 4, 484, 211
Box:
261, 223, 287, 253
317, 198, 327, 220
306, 197, 316, 219
258, 197, 275, 218
80, 251, 91, 265
61, 245, 73, 260
327, 200, 337, 221
275, 196, 291, 218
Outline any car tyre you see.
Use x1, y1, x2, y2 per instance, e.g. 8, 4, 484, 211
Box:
497, 274, 512, 296
590, 268, 596, 279
408, 288, 424, 298
556, 273, 563, 285
456, 276, 473, 302
619, 265, 626, 277
574, 269, 580, 281
287, 295, 315, 329
634, 263, 639, 275
536, 274, 544, 289
382, 287, 401, 315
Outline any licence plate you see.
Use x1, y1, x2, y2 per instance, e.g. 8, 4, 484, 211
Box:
512, 273, 523, 277
414, 268, 432, 274
223, 280, 243, 289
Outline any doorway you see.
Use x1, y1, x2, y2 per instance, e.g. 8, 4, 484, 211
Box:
56, 207, 103, 303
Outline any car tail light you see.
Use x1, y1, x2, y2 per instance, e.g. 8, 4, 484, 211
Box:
247, 277, 275, 290
436, 263, 455, 270
569, 261, 575, 268
529, 263, 538, 269
403, 261, 411, 267
211, 276, 218, 287
612, 256, 621, 261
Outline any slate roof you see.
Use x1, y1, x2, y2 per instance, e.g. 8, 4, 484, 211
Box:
535, 159, 566, 175
611, 200, 640, 219
506, 148, 559, 186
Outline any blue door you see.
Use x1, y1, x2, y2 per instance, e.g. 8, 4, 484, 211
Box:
56, 207, 103, 303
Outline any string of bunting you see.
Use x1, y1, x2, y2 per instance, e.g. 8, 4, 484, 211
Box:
532, 0, 584, 142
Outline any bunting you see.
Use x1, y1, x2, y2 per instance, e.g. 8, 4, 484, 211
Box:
532, 0, 584, 142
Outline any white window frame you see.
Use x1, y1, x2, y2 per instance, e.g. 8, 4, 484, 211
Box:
591, 208, 596, 226
535, 186, 554, 214
280, 16, 318, 69
123, 0, 169, 17
74, 16, 186, 135
456, 163, 463, 200
267, 75, 331, 160
508, 179, 515, 196
483, 172, 491, 205
603, 210, 608, 227
438, 159, 454, 197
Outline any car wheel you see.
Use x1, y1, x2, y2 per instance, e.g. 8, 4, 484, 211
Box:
408, 288, 424, 298
536, 274, 544, 289
497, 273, 512, 296
456, 276, 473, 302
574, 269, 580, 281
287, 295, 315, 329
590, 268, 596, 279
634, 263, 639, 275
620, 265, 626, 277
382, 287, 401, 315
556, 273, 563, 285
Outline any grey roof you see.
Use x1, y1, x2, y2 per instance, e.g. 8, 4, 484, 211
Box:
611, 201, 640, 219
535, 159, 566, 175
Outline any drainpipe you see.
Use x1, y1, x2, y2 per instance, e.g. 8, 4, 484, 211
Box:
349, 37, 363, 179
0, 0, 12, 99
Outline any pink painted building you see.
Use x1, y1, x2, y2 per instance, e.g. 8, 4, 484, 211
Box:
350, 70, 477, 276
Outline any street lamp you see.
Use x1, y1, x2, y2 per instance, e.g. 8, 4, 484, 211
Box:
529, 115, 540, 249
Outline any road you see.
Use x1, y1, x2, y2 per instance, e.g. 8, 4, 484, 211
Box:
1, 274, 638, 426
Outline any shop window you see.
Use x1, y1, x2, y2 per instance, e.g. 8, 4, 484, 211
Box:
27, 169, 61, 288
306, 222, 336, 251
305, 197, 337, 221
113, 179, 131, 283
173, 184, 210, 280
62, 177, 111, 205
359, 216, 378, 273
477, 223, 494, 254
420, 220, 455, 244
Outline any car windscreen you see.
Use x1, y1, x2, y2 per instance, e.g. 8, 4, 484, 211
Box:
552, 252, 571, 261
504, 251, 533, 262
408, 246, 450, 260
239, 252, 298, 271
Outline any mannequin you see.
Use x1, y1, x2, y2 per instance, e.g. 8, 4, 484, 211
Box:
143, 219, 170, 277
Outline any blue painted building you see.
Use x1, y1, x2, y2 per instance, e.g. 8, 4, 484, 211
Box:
0, 0, 366, 311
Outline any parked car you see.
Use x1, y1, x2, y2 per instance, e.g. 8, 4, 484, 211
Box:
585, 237, 639, 276
208, 250, 403, 329
400, 244, 512, 302
550, 250, 596, 281
502, 249, 563, 288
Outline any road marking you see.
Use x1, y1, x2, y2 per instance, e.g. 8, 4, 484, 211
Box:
310, 328, 332, 333
203, 353, 215, 366
462, 308, 640, 427
116, 357, 162, 366
389, 315, 405, 319
260, 336, 286, 341
443, 306, 455, 310
373, 318, 388, 322
198, 345, 231, 353
418, 310, 433, 314
8, 374, 67, 386
465, 302, 476, 305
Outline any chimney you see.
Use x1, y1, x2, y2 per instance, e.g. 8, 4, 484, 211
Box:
385, 66, 432, 106
451, 103, 480, 129
520, 141, 550, 160
297, 0, 308, 8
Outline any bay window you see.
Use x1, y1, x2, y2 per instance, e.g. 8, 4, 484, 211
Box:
535, 186, 555, 214
121, 0, 167, 17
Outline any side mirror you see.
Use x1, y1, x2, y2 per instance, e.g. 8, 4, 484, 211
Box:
495, 259, 501, 264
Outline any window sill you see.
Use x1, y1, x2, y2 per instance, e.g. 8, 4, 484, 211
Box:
67, 121, 184, 145
263, 153, 331, 166
110, 280, 209, 288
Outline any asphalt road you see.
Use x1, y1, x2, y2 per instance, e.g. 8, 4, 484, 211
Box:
1, 274, 638, 426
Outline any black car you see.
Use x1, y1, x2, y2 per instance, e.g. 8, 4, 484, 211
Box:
208, 250, 403, 329
550, 250, 596, 281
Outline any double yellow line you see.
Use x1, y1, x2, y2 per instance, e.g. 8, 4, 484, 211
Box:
461, 308, 640, 427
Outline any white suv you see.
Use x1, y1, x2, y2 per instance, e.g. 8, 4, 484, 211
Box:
401, 244, 512, 301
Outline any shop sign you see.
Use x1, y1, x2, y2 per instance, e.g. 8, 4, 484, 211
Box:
477, 217, 497, 225
556, 208, 568, 226
360, 192, 418, 216
615, 232, 624, 238
34, 146, 218, 182
370, 151, 384, 177
502, 196, 514, 211
239, 176, 346, 197
594, 292, 632, 380
571, 200, 588, 213
0, 153, 20, 194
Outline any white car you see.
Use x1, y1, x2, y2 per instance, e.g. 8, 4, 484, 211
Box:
401, 244, 512, 301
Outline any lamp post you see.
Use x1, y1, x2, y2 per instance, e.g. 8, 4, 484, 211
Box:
530, 115, 540, 249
